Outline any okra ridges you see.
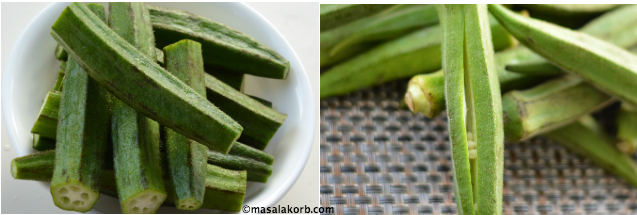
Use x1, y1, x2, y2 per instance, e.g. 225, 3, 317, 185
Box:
122, 190, 166, 214
51, 182, 99, 212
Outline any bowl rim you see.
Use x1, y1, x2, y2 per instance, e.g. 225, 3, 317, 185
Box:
1, 2, 316, 210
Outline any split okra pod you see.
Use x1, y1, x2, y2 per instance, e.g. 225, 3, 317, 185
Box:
438, 4, 504, 215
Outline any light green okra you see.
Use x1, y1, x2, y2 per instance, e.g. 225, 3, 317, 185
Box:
320, 4, 430, 68
489, 4, 637, 107
320, 4, 394, 31
506, 4, 637, 76
546, 115, 637, 188
320, 13, 515, 99
616, 103, 637, 154
329, 5, 439, 57
438, 4, 504, 215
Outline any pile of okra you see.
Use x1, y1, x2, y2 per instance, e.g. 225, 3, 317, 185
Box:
12, 2, 290, 213
321, 4, 637, 214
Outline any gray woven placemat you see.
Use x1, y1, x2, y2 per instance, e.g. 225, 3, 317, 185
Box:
319, 81, 637, 215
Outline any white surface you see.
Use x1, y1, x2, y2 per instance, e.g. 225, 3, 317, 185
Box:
1, 2, 319, 213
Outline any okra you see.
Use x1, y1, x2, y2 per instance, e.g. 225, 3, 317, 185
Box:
155, 47, 164, 66
52, 56, 111, 212
53, 68, 64, 91
205, 67, 245, 92
546, 115, 637, 187
248, 95, 273, 108
200, 165, 246, 212
55, 44, 67, 61
31, 90, 61, 139
616, 103, 637, 154
406, 46, 550, 118
12, 151, 247, 212
205, 74, 288, 150
51, 2, 242, 152
208, 142, 274, 182
490, 4, 637, 107
108, 3, 166, 213
149, 5, 289, 79
33, 134, 55, 151
163, 39, 208, 211
505, 4, 637, 76
320, 14, 515, 99
438, 5, 504, 214
329, 5, 439, 57
516, 4, 621, 28
501, 75, 615, 142
320, 4, 394, 31
49, 5, 109, 212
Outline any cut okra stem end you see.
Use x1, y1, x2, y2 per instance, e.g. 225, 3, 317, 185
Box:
405, 84, 429, 114
122, 189, 166, 214
50, 182, 99, 213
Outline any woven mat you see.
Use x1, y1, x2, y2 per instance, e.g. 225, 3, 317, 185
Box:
319, 81, 637, 215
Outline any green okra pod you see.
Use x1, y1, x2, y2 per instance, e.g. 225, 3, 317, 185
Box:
205, 67, 245, 92
31, 90, 61, 139
405, 46, 550, 118
489, 4, 637, 108
108, 3, 168, 213
320, 14, 515, 99
163, 39, 208, 211
149, 5, 289, 79
501, 75, 615, 142
50, 4, 110, 212
55, 44, 67, 61
205, 74, 288, 150
320, 4, 394, 31
329, 5, 439, 57
51, 3, 242, 153
515, 4, 621, 28
438, 4, 504, 214
11, 150, 247, 212
505, 4, 637, 76
546, 115, 637, 188
616, 104, 637, 154
33, 134, 55, 151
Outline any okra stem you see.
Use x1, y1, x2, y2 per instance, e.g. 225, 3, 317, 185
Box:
31, 90, 61, 139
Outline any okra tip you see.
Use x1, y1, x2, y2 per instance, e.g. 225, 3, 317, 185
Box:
405, 84, 430, 116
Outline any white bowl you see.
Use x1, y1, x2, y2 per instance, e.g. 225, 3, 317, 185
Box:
2, 2, 315, 213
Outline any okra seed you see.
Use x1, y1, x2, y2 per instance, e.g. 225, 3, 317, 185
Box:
467, 140, 477, 150
469, 149, 478, 159
62, 197, 70, 204
59, 188, 68, 195
151, 196, 158, 203
81, 193, 88, 200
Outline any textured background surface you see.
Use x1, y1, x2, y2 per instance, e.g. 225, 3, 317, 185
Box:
1, 2, 319, 213
319, 80, 637, 215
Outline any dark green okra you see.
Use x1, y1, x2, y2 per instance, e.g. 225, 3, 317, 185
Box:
320, 14, 515, 99
50, 4, 110, 212
11, 150, 247, 212
51, 2, 242, 153
31, 90, 61, 139
208, 142, 274, 182
149, 5, 289, 79
163, 39, 208, 211
108, 2, 167, 213
248, 95, 273, 108
33, 134, 55, 151
205, 74, 288, 150
320, 4, 395, 31
55, 44, 67, 61
546, 115, 637, 187
205, 67, 244, 92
